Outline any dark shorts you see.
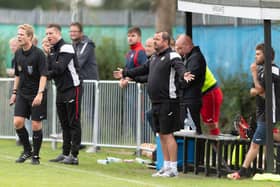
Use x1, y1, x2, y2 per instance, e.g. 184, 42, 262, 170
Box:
252, 121, 266, 145
14, 93, 47, 121
152, 101, 181, 134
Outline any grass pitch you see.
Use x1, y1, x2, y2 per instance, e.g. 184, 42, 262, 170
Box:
0, 140, 277, 187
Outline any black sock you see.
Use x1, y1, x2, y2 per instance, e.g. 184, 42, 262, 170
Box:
238, 167, 247, 177
16, 127, 32, 153
32, 130, 43, 157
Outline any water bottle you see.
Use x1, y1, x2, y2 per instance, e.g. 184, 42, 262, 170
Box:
184, 108, 196, 131
107, 157, 122, 163
97, 159, 109, 165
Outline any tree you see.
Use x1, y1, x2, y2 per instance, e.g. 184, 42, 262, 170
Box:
154, 0, 176, 35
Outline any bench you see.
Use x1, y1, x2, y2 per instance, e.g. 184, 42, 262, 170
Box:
174, 131, 251, 177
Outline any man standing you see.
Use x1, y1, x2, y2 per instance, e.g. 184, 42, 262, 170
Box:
9, 24, 48, 165
125, 26, 147, 70
175, 34, 206, 135
201, 67, 223, 135
114, 31, 193, 177
43, 24, 82, 165
69, 22, 99, 81
228, 43, 280, 179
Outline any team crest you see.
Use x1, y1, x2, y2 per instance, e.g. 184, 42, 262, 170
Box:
130, 54, 134, 59
161, 56, 165, 61
27, 65, 33, 75
17, 65, 22, 72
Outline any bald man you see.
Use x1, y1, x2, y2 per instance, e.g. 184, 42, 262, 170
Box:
176, 35, 223, 135
175, 34, 206, 135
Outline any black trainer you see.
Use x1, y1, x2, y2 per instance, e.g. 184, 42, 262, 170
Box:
31, 156, 40, 165
61, 155, 79, 165
16, 151, 32, 163
49, 154, 66, 162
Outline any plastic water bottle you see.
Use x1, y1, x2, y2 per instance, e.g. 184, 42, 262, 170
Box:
97, 159, 109, 165
107, 157, 122, 163
184, 108, 196, 131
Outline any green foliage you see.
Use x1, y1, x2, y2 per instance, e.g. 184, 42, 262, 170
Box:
0, 38, 7, 77
0, 0, 65, 10
102, 0, 152, 10
96, 37, 125, 80
218, 69, 256, 133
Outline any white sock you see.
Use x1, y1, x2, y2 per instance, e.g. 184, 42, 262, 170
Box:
163, 161, 170, 169
170, 161, 178, 171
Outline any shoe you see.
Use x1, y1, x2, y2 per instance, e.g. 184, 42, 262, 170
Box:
49, 154, 66, 162
31, 156, 40, 165
227, 172, 241, 180
15, 151, 32, 163
152, 167, 170, 177
61, 155, 79, 165
160, 169, 178, 177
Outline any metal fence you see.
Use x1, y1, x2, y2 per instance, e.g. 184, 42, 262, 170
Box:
0, 78, 153, 151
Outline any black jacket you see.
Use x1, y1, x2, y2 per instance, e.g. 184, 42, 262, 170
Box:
73, 35, 99, 80
123, 47, 186, 103
47, 39, 80, 102
180, 46, 206, 104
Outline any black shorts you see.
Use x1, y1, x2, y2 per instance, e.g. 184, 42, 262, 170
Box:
14, 93, 47, 121
152, 101, 181, 134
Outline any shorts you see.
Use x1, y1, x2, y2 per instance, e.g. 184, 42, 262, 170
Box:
14, 93, 47, 121
252, 121, 266, 145
152, 101, 181, 134
201, 87, 223, 124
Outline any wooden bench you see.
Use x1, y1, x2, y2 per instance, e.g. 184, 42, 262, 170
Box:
174, 131, 250, 177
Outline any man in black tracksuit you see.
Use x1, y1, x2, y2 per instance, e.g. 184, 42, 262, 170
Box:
175, 34, 206, 135
43, 24, 82, 165
114, 32, 193, 177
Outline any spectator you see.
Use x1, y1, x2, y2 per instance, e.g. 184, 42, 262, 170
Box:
69, 22, 99, 81
114, 31, 194, 177
6, 37, 19, 77
69, 22, 99, 150
43, 24, 82, 165
9, 24, 48, 165
125, 26, 147, 70
227, 43, 280, 179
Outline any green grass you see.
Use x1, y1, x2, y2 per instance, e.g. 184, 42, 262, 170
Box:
0, 140, 277, 187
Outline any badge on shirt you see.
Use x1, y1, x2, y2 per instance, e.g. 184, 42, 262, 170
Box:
161, 56, 165, 61
17, 65, 22, 72
27, 65, 33, 75
130, 54, 134, 59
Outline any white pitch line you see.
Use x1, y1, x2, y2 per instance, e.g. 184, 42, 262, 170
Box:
0, 154, 165, 187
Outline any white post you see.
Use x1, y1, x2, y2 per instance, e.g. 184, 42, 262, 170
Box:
51, 81, 57, 150
87, 81, 99, 153
136, 83, 142, 156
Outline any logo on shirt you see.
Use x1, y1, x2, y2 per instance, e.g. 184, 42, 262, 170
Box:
130, 54, 134, 59
161, 56, 165, 61
27, 65, 33, 75
17, 65, 22, 72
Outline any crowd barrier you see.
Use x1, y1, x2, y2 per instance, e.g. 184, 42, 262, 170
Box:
0, 78, 154, 153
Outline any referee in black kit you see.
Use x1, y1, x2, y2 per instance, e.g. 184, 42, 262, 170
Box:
9, 24, 48, 165
43, 24, 82, 165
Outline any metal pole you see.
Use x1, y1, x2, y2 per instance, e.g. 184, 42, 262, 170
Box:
51, 82, 57, 150
185, 12, 192, 38
136, 83, 142, 156
87, 81, 99, 153
264, 19, 274, 172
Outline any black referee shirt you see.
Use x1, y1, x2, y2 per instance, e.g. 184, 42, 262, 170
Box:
14, 45, 48, 100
